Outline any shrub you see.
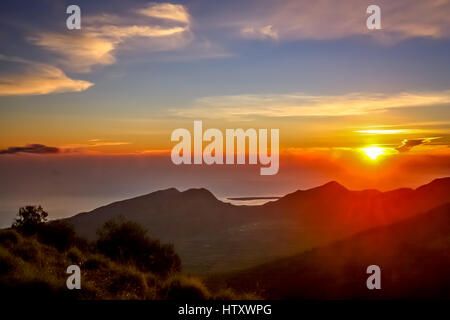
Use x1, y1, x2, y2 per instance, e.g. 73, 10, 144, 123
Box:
96, 218, 181, 276
107, 267, 147, 298
212, 287, 261, 300
11, 239, 40, 263
161, 275, 210, 300
213, 288, 239, 300
145, 272, 158, 288
37, 221, 86, 251
12, 206, 48, 235
0, 229, 20, 248
66, 247, 84, 265
0, 247, 20, 274
83, 254, 109, 270
1, 212, 251, 300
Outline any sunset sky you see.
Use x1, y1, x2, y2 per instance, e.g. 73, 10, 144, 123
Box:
0, 0, 449, 224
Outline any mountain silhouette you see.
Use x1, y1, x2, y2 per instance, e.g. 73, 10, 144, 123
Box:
263, 178, 450, 242
67, 178, 450, 273
212, 203, 450, 299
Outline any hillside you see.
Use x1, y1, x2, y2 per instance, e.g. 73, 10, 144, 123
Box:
211, 203, 450, 299
0, 219, 255, 300
67, 178, 450, 274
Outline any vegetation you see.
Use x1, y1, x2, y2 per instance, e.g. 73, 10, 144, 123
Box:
96, 218, 180, 277
0, 206, 255, 300
12, 205, 48, 235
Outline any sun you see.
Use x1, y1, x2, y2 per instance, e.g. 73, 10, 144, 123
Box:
361, 147, 385, 160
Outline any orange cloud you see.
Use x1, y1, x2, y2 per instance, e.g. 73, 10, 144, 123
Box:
29, 33, 116, 72
29, 3, 192, 73
355, 129, 426, 135
172, 91, 450, 120
0, 56, 93, 96
59, 140, 131, 153
137, 3, 190, 23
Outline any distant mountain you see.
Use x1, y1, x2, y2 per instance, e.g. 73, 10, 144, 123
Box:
212, 203, 450, 299
261, 177, 450, 244
67, 178, 450, 274
69, 188, 260, 273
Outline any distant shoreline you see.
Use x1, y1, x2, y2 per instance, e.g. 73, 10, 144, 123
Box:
227, 196, 282, 201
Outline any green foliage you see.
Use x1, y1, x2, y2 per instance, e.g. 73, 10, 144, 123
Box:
0, 247, 21, 274
215, 289, 261, 300
83, 254, 109, 270
12, 206, 48, 235
66, 247, 84, 265
161, 275, 211, 300
1, 213, 256, 300
96, 218, 181, 276
12, 206, 87, 251
37, 221, 87, 251
0, 229, 20, 248
106, 267, 147, 298
11, 239, 40, 262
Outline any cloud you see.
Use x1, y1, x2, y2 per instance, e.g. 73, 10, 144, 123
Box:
362, 121, 450, 129
138, 3, 190, 23
0, 144, 59, 155
58, 140, 131, 154
29, 33, 116, 72
232, 0, 450, 41
171, 91, 450, 120
241, 25, 278, 40
353, 128, 447, 135
355, 129, 421, 135
29, 3, 192, 73
0, 55, 93, 96
396, 137, 441, 153
61, 141, 131, 149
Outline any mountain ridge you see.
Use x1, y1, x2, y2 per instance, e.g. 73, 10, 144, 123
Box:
71, 177, 450, 218
66, 177, 450, 274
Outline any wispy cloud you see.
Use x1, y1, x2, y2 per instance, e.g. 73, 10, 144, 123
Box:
0, 144, 59, 155
60, 140, 131, 150
0, 55, 93, 96
29, 2, 192, 73
353, 128, 448, 135
234, 0, 450, 42
137, 3, 190, 23
396, 137, 441, 153
359, 121, 450, 129
241, 25, 278, 40
29, 33, 117, 73
171, 91, 450, 120
355, 129, 420, 135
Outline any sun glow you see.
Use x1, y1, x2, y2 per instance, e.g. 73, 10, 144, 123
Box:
361, 147, 385, 160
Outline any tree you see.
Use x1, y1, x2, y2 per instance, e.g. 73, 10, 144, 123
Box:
37, 221, 87, 251
12, 205, 48, 235
96, 218, 181, 276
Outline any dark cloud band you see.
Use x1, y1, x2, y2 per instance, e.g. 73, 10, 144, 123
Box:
0, 144, 59, 155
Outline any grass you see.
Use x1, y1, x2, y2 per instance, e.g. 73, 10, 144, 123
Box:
0, 226, 258, 300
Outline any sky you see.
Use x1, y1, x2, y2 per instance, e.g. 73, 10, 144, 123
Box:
0, 0, 449, 225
